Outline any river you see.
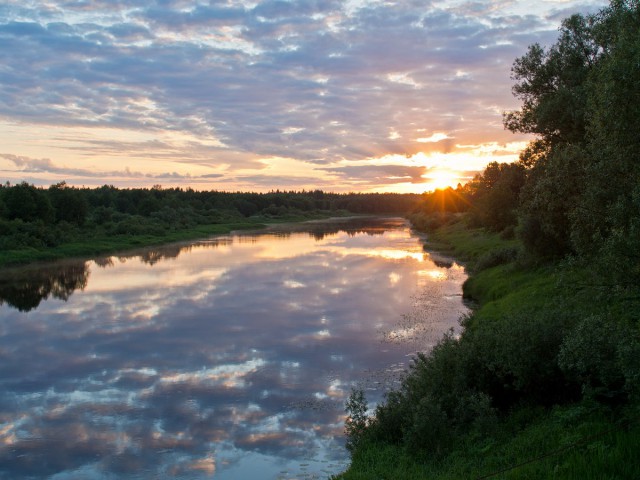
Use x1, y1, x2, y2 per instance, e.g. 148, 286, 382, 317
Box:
0, 217, 468, 479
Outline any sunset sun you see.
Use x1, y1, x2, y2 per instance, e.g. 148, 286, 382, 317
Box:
425, 169, 461, 192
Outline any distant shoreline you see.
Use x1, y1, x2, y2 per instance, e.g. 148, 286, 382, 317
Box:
0, 212, 372, 269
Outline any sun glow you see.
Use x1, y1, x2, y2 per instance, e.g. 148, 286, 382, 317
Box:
426, 169, 461, 192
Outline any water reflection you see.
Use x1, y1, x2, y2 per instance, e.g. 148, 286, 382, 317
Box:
0, 261, 89, 312
0, 218, 468, 479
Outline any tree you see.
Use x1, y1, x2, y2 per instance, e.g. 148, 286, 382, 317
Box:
345, 389, 369, 453
1, 182, 53, 223
571, 0, 640, 268
503, 12, 601, 256
504, 13, 599, 148
48, 182, 89, 225
518, 145, 586, 257
505, 0, 640, 271
465, 162, 526, 232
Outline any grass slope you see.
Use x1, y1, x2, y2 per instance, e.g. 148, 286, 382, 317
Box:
336, 220, 640, 479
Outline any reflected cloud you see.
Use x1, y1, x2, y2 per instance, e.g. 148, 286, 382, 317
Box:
157, 359, 267, 389
0, 218, 468, 479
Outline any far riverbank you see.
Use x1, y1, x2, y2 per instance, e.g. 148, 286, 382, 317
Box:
0, 212, 353, 268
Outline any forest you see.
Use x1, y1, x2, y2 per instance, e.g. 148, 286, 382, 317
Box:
340, 1, 640, 478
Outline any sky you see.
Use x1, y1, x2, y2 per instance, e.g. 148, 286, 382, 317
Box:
0, 0, 609, 193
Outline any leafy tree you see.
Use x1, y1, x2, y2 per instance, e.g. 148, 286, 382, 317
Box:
48, 182, 89, 225
518, 145, 586, 257
570, 0, 640, 281
504, 2, 640, 263
465, 162, 526, 232
345, 389, 369, 453
504, 13, 599, 148
1, 182, 53, 223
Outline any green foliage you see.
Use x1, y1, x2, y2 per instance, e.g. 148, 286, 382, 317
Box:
473, 246, 520, 272
503, 13, 597, 145
502, 0, 640, 267
345, 389, 369, 453
364, 302, 580, 458
419, 220, 519, 271
48, 182, 89, 225
1, 182, 54, 223
570, 0, 640, 283
559, 315, 640, 402
465, 162, 526, 232
338, 404, 640, 480
407, 211, 458, 232
467, 310, 580, 407
342, 219, 640, 477
517, 144, 586, 258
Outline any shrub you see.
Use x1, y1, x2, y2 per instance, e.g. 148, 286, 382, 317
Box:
474, 246, 520, 272
345, 389, 369, 453
409, 212, 457, 232
559, 315, 640, 403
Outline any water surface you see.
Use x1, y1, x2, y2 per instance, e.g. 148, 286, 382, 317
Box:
0, 217, 468, 479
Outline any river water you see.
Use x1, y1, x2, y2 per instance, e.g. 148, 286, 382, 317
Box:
0, 217, 468, 479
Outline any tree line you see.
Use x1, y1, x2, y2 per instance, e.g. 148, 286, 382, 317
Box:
0, 182, 420, 252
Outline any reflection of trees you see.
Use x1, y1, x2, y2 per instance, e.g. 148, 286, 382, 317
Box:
248, 217, 402, 241
135, 244, 188, 265
93, 257, 115, 268
92, 244, 196, 268
311, 227, 387, 240
0, 261, 89, 312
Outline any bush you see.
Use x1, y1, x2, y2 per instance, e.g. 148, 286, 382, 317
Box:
559, 315, 640, 403
409, 212, 457, 232
474, 246, 520, 272
465, 310, 579, 408
345, 389, 369, 453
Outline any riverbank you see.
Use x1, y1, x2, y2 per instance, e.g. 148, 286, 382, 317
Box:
336, 219, 640, 479
0, 222, 258, 267
0, 212, 347, 268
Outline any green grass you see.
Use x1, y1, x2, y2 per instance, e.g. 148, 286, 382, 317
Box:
464, 264, 559, 318
423, 221, 519, 268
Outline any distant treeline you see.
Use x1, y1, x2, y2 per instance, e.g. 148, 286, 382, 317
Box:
0, 182, 420, 251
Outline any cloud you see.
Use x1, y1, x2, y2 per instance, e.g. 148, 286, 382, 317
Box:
0, 153, 223, 181
323, 164, 428, 185
0, 0, 608, 189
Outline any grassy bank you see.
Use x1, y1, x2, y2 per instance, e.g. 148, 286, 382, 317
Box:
0, 212, 344, 268
336, 219, 640, 479
0, 221, 262, 267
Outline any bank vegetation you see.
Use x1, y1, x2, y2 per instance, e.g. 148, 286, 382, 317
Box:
0, 185, 420, 266
339, 1, 640, 478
